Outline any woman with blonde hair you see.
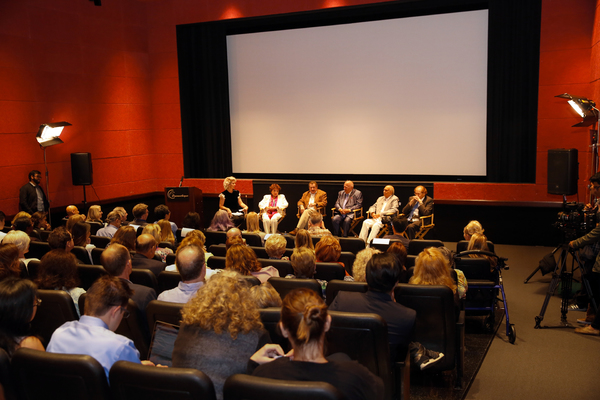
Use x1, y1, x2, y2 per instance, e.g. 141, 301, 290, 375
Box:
219, 176, 248, 227
10, 212, 31, 227
250, 282, 282, 308
258, 183, 288, 234
157, 219, 176, 245
86, 205, 103, 223
410, 247, 460, 311
243, 212, 265, 245
463, 220, 484, 241
142, 223, 173, 262
226, 243, 279, 283
467, 233, 497, 271
66, 214, 86, 233
172, 271, 268, 400
251, 288, 384, 400
351, 247, 381, 282
294, 229, 314, 250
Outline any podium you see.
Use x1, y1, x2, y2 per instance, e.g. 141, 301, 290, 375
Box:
164, 187, 203, 229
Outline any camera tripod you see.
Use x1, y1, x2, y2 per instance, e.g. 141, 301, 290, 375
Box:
534, 244, 598, 329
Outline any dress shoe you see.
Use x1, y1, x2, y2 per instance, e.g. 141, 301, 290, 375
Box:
289, 229, 298, 235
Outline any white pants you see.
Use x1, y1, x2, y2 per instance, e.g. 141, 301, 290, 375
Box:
262, 213, 282, 234
359, 218, 383, 246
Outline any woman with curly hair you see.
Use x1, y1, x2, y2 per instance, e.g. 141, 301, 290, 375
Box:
410, 247, 460, 313
463, 220, 484, 241
208, 210, 235, 232
0, 277, 45, 356
36, 250, 86, 316
109, 226, 136, 251
315, 235, 343, 266
172, 270, 269, 400
250, 288, 384, 400
351, 247, 381, 282
258, 183, 288, 234
294, 228, 314, 250
226, 243, 279, 283
0, 244, 22, 281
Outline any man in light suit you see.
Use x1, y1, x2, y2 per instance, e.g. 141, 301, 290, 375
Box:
332, 181, 363, 237
290, 181, 327, 235
402, 185, 434, 239
359, 185, 399, 246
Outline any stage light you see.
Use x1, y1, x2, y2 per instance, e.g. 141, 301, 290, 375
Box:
555, 93, 598, 127
36, 122, 71, 148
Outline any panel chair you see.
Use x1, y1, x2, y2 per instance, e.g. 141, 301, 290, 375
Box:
110, 360, 216, 400
331, 207, 365, 238
413, 213, 435, 239
259, 207, 286, 234
30, 289, 79, 347
394, 284, 465, 389
12, 348, 111, 400
364, 210, 398, 238
268, 277, 323, 300
407, 239, 444, 256
224, 374, 343, 400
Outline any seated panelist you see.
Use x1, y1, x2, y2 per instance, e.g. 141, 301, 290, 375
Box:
359, 185, 399, 246
332, 180, 363, 237
219, 176, 248, 227
258, 183, 288, 235
402, 185, 434, 239
290, 181, 327, 235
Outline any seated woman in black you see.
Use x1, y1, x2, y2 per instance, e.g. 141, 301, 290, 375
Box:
219, 176, 248, 227
250, 288, 384, 400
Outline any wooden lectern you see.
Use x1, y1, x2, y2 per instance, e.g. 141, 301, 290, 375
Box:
164, 187, 203, 228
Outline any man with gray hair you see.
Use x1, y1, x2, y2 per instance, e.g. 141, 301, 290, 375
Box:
359, 185, 400, 247
96, 210, 122, 238
158, 244, 206, 303
307, 213, 330, 237
332, 181, 363, 237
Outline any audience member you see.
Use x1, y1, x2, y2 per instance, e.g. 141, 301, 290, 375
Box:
258, 183, 288, 235
315, 235, 343, 266
131, 234, 166, 276
463, 220, 484, 241
47, 226, 74, 252
158, 244, 206, 303
154, 204, 178, 235
66, 214, 86, 232
47, 275, 156, 378
87, 205, 103, 223
113, 207, 129, 225
2, 230, 37, 267
351, 248, 381, 282
0, 244, 21, 281
250, 282, 282, 308
142, 224, 173, 262
182, 211, 202, 230
386, 242, 408, 273
31, 211, 51, 232
131, 203, 149, 227
289, 247, 317, 279
402, 185, 434, 239
331, 181, 363, 237
438, 246, 468, 299
96, 210, 122, 238
65, 205, 79, 217
71, 221, 95, 263
294, 229, 314, 250
307, 213, 331, 237
110, 226, 136, 251
243, 212, 265, 245
0, 211, 6, 241
226, 243, 279, 283
467, 233, 497, 271
208, 210, 235, 232
11, 212, 31, 227
172, 270, 268, 400
0, 277, 45, 356
383, 216, 410, 248
13, 216, 39, 242
251, 288, 384, 400
359, 185, 400, 246
157, 219, 176, 246
290, 181, 327, 235
219, 176, 249, 227
226, 235, 244, 250
330, 253, 443, 370
265, 234, 288, 260
36, 250, 86, 316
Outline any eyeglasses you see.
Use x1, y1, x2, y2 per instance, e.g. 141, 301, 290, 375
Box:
34, 298, 42, 307
120, 307, 130, 319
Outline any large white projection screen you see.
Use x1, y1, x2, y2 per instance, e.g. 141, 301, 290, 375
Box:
227, 10, 488, 176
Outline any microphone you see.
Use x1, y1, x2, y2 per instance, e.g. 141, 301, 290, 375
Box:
179, 176, 184, 187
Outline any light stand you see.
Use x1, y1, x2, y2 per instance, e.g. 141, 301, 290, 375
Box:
36, 122, 71, 226
556, 94, 600, 203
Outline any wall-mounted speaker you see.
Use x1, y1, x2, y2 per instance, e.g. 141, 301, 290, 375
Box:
71, 153, 93, 186
547, 148, 578, 195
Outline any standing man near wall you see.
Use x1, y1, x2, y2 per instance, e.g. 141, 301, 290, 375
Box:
19, 170, 49, 214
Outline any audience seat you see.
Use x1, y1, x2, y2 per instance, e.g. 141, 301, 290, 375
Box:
11, 348, 111, 400
258, 307, 289, 352
325, 280, 368, 306
224, 374, 343, 400
90, 235, 111, 249
338, 251, 356, 274
268, 277, 323, 300
314, 262, 346, 282
0, 348, 16, 400
72, 246, 93, 264
242, 233, 263, 247
77, 264, 108, 290
39, 230, 51, 242
30, 289, 79, 347
87, 221, 104, 235
27, 241, 51, 260
258, 258, 293, 277
110, 360, 216, 400
166, 253, 176, 265
204, 231, 228, 247
394, 283, 464, 389
91, 248, 104, 265
456, 240, 495, 254
407, 239, 444, 256
146, 300, 184, 332
158, 271, 182, 294
405, 255, 416, 269
336, 237, 366, 254
159, 241, 177, 251
207, 256, 227, 270
130, 269, 159, 293
26, 260, 41, 281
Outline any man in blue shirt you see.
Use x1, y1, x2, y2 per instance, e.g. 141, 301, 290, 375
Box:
158, 244, 205, 303
47, 275, 155, 378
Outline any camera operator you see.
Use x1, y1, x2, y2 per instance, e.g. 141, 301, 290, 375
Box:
569, 172, 600, 335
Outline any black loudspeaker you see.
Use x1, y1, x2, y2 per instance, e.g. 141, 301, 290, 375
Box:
547, 148, 578, 195
71, 153, 93, 186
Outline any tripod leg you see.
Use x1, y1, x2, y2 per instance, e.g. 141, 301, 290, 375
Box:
524, 266, 541, 284
535, 247, 567, 328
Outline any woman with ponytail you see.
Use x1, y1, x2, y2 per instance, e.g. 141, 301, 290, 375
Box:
250, 288, 384, 400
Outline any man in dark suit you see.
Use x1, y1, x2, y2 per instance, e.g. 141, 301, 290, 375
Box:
331, 181, 363, 237
402, 185, 434, 239
100, 243, 157, 338
19, 170, 49, 214
131, 234, 165, 276
383, 216, 410, 249
329, 252, 443, 370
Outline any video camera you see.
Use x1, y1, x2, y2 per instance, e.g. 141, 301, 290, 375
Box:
555, 201, 596, 241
